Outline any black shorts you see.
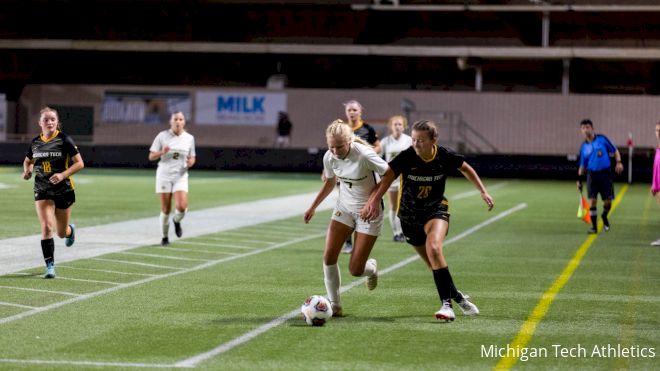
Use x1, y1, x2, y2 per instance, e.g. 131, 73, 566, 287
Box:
587, 170, 614, 201
35, 191, 76, 209
400, 205, 450, 247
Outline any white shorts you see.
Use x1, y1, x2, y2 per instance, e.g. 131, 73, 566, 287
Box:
156, 174, 189, 193
387, 178, 400, 193
331, 201, 383, 237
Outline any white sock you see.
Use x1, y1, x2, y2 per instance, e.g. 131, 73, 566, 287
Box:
160, 212, 170, 238
389, 209, 403, 235
323, 263, 341, 305
361, 259, 376, 277
173, 208, 187, 223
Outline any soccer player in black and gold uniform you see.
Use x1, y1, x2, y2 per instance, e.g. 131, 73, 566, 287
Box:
22, 107, 84, 279
361, 120, 494, 322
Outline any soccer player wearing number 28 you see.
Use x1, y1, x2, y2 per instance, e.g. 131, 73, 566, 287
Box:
23, 107, 84, 279
361, 120, 493, 322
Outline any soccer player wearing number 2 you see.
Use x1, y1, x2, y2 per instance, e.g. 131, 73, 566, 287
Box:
23, 107, 84, 279
149, 111, 196, 246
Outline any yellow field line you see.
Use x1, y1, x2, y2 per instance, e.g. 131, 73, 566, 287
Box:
495, 184, 629, 370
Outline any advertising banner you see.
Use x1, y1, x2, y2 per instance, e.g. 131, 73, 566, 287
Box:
195, 91, 287, 126
101, 91, 192, 124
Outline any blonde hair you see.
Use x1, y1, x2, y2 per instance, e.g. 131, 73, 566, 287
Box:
39, 106, 61, 130
326, 119, 369, 146
388, 115, 408, 130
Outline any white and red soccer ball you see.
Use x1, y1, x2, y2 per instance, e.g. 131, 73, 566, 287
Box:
300, 295, 333, 326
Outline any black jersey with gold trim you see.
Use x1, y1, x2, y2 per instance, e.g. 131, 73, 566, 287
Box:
389, 145, 464, 221
25, 131, 80, 195
353, 122, 379, 145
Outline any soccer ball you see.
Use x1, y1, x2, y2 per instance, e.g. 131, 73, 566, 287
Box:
300, 295, 333, 326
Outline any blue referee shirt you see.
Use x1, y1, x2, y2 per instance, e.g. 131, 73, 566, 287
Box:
579, 134, 617, 172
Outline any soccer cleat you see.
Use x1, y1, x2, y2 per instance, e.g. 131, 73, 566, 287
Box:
174, 221, 182, 238
341, 240, 353, 254
161, 237, 170, 246
651, 239, 660, 246
366, 258, 378, 291
435, 300, 455, 322
331, 302, 343, 317
587, 228, 597, 234
455, 292, 479, 316
393, 234, 405, 242
64, 224, 75, 247
44, 263, 56, 279
603, 225, 610, 232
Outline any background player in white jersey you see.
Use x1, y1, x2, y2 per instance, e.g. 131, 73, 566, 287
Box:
23, 107, 84, 278
379, 115, 413, 242
149, 111, 196, 246
304, 119, 389, 317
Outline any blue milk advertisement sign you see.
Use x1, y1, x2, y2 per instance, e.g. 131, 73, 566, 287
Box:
195, 91, 287, 126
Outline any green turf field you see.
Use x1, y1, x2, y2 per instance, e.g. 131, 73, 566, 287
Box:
0, 166, 658, 370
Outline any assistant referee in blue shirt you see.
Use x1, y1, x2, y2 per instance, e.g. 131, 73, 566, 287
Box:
576, 119, 624, 234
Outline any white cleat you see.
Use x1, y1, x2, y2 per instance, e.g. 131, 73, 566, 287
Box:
366, 258, 378, 291
435, 300, 455, 322
456, 292, 479, 316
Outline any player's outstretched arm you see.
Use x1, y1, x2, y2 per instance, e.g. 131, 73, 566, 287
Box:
304, 176, 337, 224
459, 162, 494, 211
361, 167, 396, 221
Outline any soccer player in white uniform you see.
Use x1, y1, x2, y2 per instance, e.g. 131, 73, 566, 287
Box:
149, 111, 196, 246
379, 115, 413, 242
304, 119, 389, 317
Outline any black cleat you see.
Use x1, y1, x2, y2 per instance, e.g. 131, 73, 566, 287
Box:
161, 237, 170, 246
174, 221, 182, 238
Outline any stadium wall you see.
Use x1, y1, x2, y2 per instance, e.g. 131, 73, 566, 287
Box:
8, 85, 660, 156
0, 143, 653, 183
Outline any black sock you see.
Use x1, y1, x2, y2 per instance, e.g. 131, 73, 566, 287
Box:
41, 238, 54, 266
433, 267, 462, 302
590, 207, 598, 230
602, 204, 611, 225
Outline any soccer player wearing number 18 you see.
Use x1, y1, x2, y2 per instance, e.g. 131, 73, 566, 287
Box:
361, 120, 494, 322
23, 107, 84, 279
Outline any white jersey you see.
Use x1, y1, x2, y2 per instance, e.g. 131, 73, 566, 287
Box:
380, 133, 412, 191
380, 133, 412, 162
323, 141, 389, 211
150, 129, 196, 181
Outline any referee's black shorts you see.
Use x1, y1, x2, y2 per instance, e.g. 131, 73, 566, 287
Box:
587, 169, 614, 201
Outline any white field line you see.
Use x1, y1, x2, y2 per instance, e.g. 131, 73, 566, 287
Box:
0, 232, 326, 327
0, 359, 174, 369
117, 252, 212, 262
0, 285, 80, 297
151, 246, 239, 256
57, 266, 158, 277
199, 236, 273, 245
0, 302, 37, 309
451, 181, 509, 200
216, 229, 300, 238
90, 258, 186, 270
55, 277, 121, 286
174, 202, 527, 368
176, 241, 257, 250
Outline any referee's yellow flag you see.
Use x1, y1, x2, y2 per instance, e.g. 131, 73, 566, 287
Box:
577, 194, 591, 224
